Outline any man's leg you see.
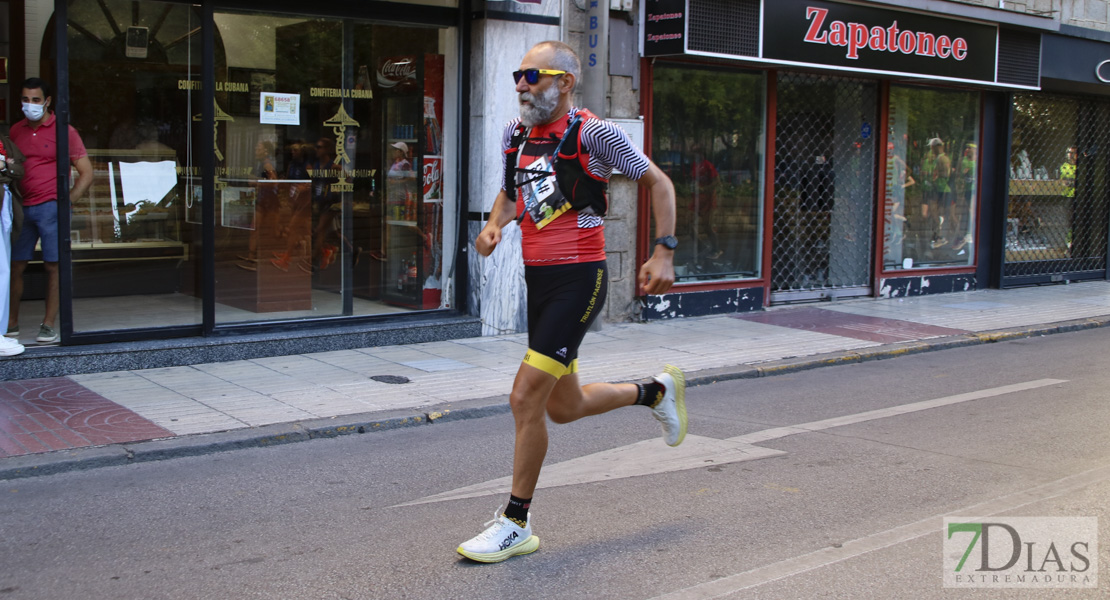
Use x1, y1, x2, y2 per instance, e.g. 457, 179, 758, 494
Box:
42, 261, 58, 329
8, 260, 25, 331
508, 363, 559, 499
549, 365, 688, 447
457, 362, 554, 563
546, 373, 637, 425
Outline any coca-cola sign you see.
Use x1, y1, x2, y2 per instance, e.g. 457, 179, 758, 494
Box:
377, 56, 418, 91
423, 157, 442, 201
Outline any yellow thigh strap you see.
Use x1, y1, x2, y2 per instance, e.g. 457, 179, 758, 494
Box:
523, 350, 574, 378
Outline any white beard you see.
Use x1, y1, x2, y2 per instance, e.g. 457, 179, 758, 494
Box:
519, 84, 561, 127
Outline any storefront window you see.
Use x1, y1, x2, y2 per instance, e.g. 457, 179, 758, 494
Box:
210, 13, 447, 323
771, 72, 877, 301
64, 1, 454, 332
1006, 93, 1109, 279
66, 0, 203, 332
883, 85, 980, 270
651, 63, 765, 282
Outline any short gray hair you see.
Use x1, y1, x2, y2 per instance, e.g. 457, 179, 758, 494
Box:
535, 40, 581, 83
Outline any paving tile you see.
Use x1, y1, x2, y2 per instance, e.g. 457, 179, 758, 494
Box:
212, 378, 315, 396
0, 431, 29, 455
197, 398, 286, 413
228, 407, 314, 427
355, 347, 441, 363
398, 358, 475, 372
6, 432, 51, 454
450, 339, 529, 356
162, 417, 248, 436
734, 307, 970, 344
69, 372, 157, 390
942, 301, 1014, 310
305, 351, 393, 371
0, 378, 173, 457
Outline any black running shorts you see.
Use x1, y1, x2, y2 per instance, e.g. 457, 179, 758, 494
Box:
522, 260, 608, 378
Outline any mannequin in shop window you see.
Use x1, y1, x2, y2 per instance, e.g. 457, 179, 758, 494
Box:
1060, 146, 1077, 199
925, 137, 951, 249
904, 136, 949, 263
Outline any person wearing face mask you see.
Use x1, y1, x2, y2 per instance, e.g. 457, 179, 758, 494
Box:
5, 78, 93, 345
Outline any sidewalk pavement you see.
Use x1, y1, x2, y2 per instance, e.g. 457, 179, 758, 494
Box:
3, 281, 1110, 479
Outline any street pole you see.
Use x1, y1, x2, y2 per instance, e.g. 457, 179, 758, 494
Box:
582, 0, 609, 117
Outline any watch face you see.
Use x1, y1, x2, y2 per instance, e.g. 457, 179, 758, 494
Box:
656, 236, 677, 250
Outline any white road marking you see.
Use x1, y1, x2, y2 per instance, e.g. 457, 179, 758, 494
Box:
393, 436, 784, 507
396, 379, 1067, 508
729, 379, 1067, 445
650, 461, 1110, 599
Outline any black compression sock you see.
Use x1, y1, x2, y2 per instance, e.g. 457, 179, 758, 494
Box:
504, 494, 531, 527
635, 381, 666, 407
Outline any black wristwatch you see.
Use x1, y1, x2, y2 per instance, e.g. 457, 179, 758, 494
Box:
654, 235, 678, 250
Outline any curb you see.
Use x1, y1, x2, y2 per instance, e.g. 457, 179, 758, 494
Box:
0, 401, 515, 481
2, 315, 1107, 481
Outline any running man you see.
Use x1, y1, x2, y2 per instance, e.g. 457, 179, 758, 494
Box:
457, 41, 685, 563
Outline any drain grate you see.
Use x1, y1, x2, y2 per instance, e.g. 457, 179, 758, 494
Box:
371, 375, 411, 384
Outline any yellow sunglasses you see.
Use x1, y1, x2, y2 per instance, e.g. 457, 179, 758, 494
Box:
513, 69, 567, 84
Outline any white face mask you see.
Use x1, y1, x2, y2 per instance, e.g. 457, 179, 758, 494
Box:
22, 102, 46, 122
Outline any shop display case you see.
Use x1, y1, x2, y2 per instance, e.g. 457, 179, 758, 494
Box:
71, 149, 189, 295
379, 54, 444, 309
78, 149, 182, 247
1005, 178, 1071, 261
382, 91, 421, 308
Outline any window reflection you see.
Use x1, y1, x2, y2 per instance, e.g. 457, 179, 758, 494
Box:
64, 1, 453, 333
211, 15, 444, 322
66, 0, 203, 333
884, 86, 979, 270
651, 64, 764, 282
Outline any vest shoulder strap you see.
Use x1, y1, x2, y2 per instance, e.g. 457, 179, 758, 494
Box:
503, 123, 528, 194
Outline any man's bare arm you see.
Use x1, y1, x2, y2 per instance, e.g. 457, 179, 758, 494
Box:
475, 190, 518, 257
636, 160, 677, 296
70, 155, 94, 201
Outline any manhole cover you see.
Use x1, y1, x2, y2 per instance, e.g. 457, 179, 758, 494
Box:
371, 375, 411, 384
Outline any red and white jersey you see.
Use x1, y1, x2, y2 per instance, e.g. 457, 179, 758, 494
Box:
501, 108, 650, 266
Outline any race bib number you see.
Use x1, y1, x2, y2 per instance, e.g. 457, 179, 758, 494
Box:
520, 156, 570, 230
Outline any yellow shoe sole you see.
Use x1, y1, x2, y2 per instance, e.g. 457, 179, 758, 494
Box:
664, 364, 687, 446
457, 535, 540, 563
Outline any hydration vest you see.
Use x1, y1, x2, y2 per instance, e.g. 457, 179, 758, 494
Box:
503, 109, 609, 218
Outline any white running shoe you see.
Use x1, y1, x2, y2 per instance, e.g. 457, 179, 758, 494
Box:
457, 509, 539, 563
651, 364, 687, 447
0, 335, 25, 357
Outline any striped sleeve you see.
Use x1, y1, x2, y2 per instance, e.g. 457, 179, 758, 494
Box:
500, 118, 523, 191
579, 118, 651, 181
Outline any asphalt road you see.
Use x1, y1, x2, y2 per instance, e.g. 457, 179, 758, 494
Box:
2, 328, 1109, 599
